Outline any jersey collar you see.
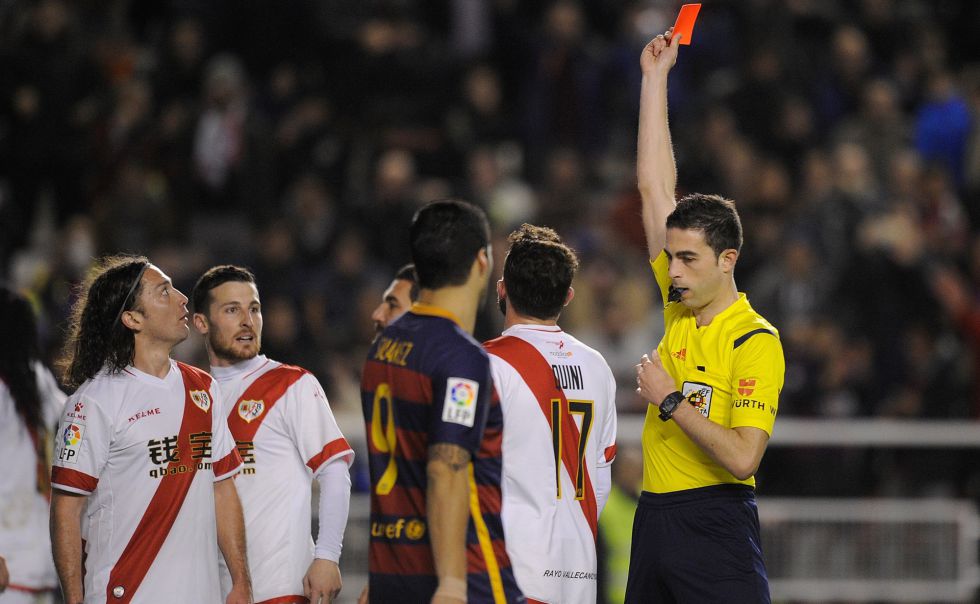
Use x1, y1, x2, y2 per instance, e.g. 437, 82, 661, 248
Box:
410, 303, 462, 328
211, 354, 269, 381
121, 359, 180, 388
698, 293, 750, 329
502, 323, 563, 336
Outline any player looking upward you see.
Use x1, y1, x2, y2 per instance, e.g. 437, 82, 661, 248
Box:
50, 255, 249, 604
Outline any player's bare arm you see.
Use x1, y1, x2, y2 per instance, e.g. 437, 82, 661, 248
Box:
427, 443, 471, 604
50, 491, 87, 604
214, 477, 253, 604
638, 29, 682, 259
637, 353, 769, 480
0, 555, 8, 593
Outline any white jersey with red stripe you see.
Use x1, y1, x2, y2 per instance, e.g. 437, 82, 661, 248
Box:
486, 324, 617, 604
51, 361, 241, 604
211, 355, 353, 604
0, 362, 65, 595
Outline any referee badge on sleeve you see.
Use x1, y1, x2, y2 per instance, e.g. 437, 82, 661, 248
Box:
682, 381, 713, 418
442, 378, 479, 427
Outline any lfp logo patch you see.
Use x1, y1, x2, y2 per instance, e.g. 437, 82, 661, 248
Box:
442, 378, 478, 427
59, 423, 85, 463
63, 423, 83, 445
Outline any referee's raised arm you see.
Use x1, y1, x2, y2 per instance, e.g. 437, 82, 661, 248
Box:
637, 29, 682, 260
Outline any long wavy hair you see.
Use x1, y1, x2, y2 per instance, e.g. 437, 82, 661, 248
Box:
59, 255, 150, 390
0, 286, 42, 431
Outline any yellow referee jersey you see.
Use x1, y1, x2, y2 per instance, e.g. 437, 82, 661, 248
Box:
641, 252, 785, 493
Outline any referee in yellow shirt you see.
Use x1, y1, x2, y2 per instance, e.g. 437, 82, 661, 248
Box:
626, 30, 785, 603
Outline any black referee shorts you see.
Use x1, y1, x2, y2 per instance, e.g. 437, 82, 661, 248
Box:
624, 484, 770, 604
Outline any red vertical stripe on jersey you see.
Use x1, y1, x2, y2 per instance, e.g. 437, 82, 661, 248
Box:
484, 336, 599, 541
226, 365, 307, 441
104, 363, 214, 603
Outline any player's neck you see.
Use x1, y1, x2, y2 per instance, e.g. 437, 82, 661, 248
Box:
504, 311, 558, 330
418, 287, 479, 334
693, 280, 739, 328
131, 342, 174, 379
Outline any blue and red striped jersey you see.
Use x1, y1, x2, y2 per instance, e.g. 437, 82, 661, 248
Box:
361, 304, 524, 603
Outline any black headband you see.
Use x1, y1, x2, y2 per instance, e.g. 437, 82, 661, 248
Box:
113, 263, 149, 325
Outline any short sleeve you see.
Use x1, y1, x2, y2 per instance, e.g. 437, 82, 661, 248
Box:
729, 331, 785, 435
51, 394, 109, 495
429, 345, 492, 454
284, 373, 354, 474
209, 379, 243, 481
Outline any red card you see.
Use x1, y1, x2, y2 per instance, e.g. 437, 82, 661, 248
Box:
672, 4, 701, 46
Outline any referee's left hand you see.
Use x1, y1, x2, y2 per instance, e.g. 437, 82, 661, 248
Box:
636, 352, 675, 403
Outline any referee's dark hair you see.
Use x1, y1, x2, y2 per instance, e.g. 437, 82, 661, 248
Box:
192, 265, 256, 316
667, 193, 743, 255
503, 224, 579, 320
410, 199, 490, 289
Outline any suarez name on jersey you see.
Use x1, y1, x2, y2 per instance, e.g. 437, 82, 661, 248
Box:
361, 305, 524, 604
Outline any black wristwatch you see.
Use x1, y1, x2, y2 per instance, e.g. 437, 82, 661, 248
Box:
658, 391, 686, 422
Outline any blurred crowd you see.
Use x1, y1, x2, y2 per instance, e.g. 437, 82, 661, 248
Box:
2, 0, 980, 498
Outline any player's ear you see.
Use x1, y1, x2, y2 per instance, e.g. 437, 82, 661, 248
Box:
496, 278, 506, 299
192, 313, 209, 335
121, 309, 143, 332
475, 246, 491, 276
564, 286, 575, 307
719, 249, 738, 273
